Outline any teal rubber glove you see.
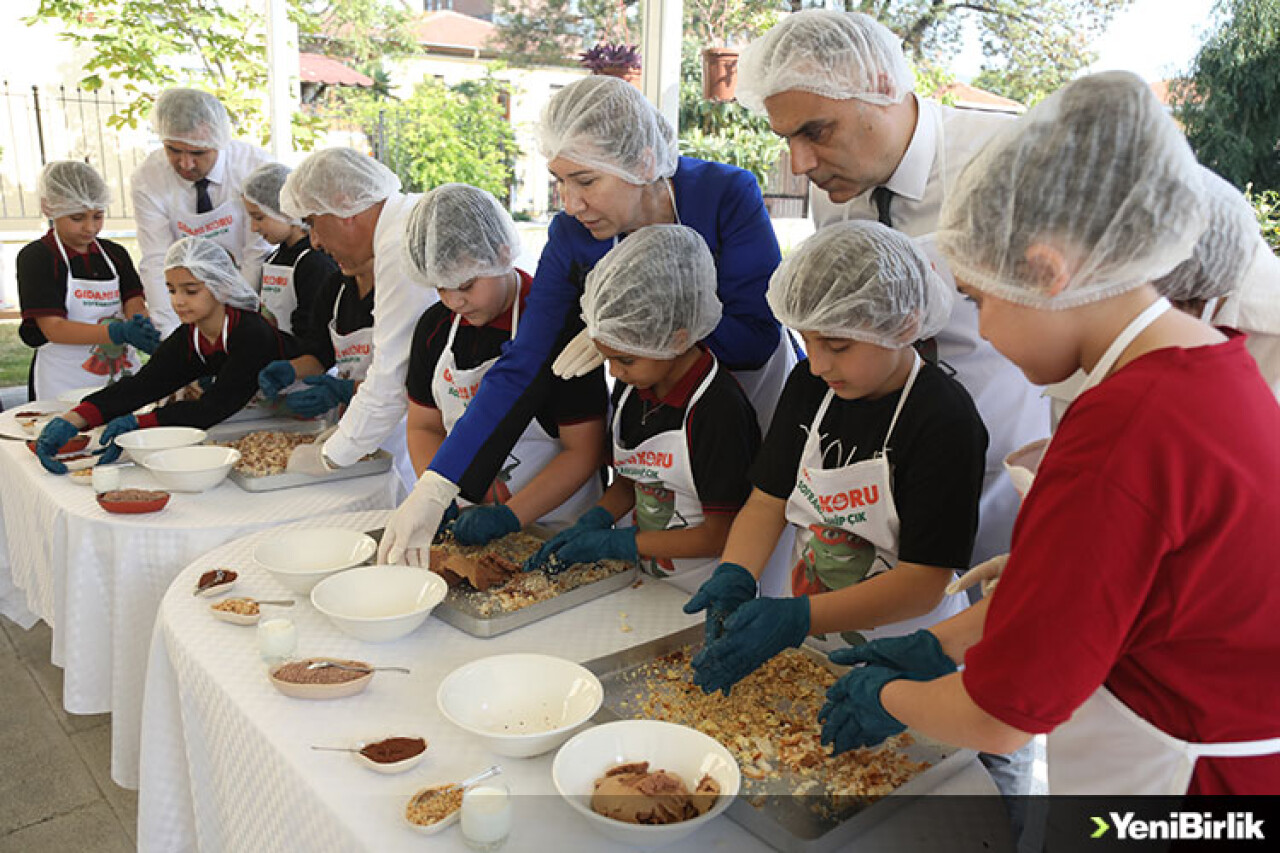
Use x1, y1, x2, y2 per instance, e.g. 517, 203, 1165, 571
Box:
435, 501, 460, 540
682, 562, 758, 645
98, 414, 139, 464
285, 374, 354, 418
552, 527, 638, 566
257, 360, 296, 398
522, 506, 615, 573
818, 665, 909, 754
692, 596, 810, 696
828, 630, 957, 680
452, 504, 521, 546
35, 417, 80, 475
108, 314, 161, 354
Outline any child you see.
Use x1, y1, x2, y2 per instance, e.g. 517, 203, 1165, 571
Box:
35, 237, 293, 474
820, 72, 1280, 796
402, 183, 607, 545
525, 224, 761, 593
17, 160, 160, 401
687, 220, 986, 693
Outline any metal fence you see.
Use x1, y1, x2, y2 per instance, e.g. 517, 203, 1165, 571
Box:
0, 83, 148, 227
761, 150, 810, 219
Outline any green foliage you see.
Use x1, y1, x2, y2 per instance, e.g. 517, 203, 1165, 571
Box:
685, 0, 786, 48
349, 75, 518, 200
493, 0, 641, 65
299, 0, 419, 66
1175, 0, 1280, 193
1246, 184, 1280, 251
913, 61, 957, 105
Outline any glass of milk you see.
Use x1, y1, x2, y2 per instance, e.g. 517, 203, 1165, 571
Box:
461, 780, 511, 850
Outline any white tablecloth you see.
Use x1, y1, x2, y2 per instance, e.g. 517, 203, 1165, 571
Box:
0, 437, 400, 788
138, 511, 1010, 853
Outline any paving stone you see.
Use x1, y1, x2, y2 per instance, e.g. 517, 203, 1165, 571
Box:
0, 802, 131, 853
70, 724, 138, 844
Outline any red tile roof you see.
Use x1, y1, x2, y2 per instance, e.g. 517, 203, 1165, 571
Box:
300, 52, 374, 87
933, 82, 1025, 113
408, 10, 497, 52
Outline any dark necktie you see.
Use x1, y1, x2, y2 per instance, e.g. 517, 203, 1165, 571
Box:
195, 178, 213, 214
871, 185, 894, 228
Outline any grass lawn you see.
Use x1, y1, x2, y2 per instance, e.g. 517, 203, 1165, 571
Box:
0, 320, 32, 390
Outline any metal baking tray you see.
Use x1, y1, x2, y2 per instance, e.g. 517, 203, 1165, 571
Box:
207, 420, 393, 492
366, 526, 638, 638
583, 625, 977, 853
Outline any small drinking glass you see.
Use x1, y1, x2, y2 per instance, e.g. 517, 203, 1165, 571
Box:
257, 617, 297, 665
92, 465, 122, 492
461, 780, 511, 851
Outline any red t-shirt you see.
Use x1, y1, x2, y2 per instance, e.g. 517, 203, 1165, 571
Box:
964, 334, 1280, 794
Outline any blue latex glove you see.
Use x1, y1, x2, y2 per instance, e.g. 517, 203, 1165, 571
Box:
285, 374, 354, 418
34, 417, 80, 475
828, 630, 957, 680
692, 596, 810, 696
552, 527, 639, 566
257, 360, 296, 398
452, 504, 521, 546
522, 506, 615, 573
818, 665, 910, 754
107, 314, 161, 354
98, 414, 139, 464
682, 562, 758, 645
435, 501, 460, 540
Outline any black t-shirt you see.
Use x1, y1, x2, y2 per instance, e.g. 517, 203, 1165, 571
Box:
16, 232, 146, 347
751, 359, 988, 570
297, 271, 376, 370
262, 235, 339, 345
405, 272, 606, 437
613, 349, 761, 514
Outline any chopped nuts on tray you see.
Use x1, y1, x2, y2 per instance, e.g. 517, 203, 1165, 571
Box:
220, 431, 316, 477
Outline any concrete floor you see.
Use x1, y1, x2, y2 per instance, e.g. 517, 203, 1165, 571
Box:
0, 615, 135, 852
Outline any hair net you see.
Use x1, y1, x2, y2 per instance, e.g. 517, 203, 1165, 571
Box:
38, 160, 111, 219
164, 237, 259, 312
242, 162, 302, 227
768, 221, 952, 348
151, 88, 231, 150
402, 183, 520, 290
1154, 168, 1263, 304
280, 147, 401, 220
581, 224, 721, 359
737, 10, 914, 114
538, 76, 678, 185
937, 71, 1206, 311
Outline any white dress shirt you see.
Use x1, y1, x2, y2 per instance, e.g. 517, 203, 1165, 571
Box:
811, 96, 1051, 565
1215, 237, 1280, 401
130, 140, 274, 334
322, 192, 440, 469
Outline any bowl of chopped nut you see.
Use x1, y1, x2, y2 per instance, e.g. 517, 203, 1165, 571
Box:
310, 565, 448, 642
268, 657, 374, 699
113, 426, 207, 464
254, 527, 377, 594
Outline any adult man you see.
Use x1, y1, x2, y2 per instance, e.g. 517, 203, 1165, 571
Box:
131, 88, 273, 334
277, 147, 437, 490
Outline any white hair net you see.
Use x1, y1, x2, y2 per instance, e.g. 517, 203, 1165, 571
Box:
151, 88, 231, 150
937, 71, 1207, 311
538, 76, 678, 185
164, 237, 259, 312
38, 160, 111, 219
280, 147, 401, 220
737, 10, 914, 114
581, 225, 721, 359
242, 162, 302, 227
768, 221, 952, 348
402, 183, 519, 290
1154, 168, 1263, 304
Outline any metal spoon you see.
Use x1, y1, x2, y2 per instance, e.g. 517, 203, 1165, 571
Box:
305, 660, 410, 675
412, 765, 503, 805
246, 598, 295, 607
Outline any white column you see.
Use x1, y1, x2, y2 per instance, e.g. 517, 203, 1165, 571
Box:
264, 0, 299, 159
640, 0, 683, 133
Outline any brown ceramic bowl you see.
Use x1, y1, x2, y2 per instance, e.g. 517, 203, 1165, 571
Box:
96, 489, 171, 514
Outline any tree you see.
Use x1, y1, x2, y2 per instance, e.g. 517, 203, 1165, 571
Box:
492, 0, 641, 65
1173, 0, 1280, 193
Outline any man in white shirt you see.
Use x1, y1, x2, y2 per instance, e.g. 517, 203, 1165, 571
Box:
130, 88, 273, 335
278, 147, 437, 490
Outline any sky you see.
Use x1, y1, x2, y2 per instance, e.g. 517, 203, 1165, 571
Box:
953, 0, 1220, 83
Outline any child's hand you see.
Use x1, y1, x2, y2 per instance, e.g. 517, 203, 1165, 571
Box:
827, 630, 956, 680
818, 665, 907, 754
682, 562, 758, 645
691, 596, 810, 696
551, 527, 638, 566
452, 504, 520, 546
522, 507, 614, 573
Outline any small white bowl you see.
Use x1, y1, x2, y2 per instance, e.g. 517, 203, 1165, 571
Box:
143, 445, 240, 492
552, 720, 740, 849
353, 736, 428, 774
403, 783, 463, 835
57, 385, 107, 404
1004, 437, 1050, 500
209, 600, 260, 626
114, 426, 208, 464
254, 528, 377, 594
310, 565, 447, 643
437, 654, 603, 758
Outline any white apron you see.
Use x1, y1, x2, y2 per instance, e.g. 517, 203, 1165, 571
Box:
173, 195, 244, 265
612, 359, 720, 594
432, 294, 600, 526
259, 245, 310, 334
34, 233, 137, 401
784, 354, 966, 647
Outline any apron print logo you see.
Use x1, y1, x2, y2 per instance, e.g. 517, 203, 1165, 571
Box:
82, 318, 134, 379
484, 452, 521, 504
792, 524, 876, 596
635, 481, 684, 575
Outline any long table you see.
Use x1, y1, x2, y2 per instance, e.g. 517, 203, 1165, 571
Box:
138, 510, 1009, 853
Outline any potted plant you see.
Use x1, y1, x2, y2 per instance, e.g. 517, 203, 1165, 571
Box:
686, 0, 781, 102
579, 43, 643, 87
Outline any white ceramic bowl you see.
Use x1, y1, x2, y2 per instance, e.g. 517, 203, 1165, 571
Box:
310, 565, 447, 643
254, 528, 377, 594
114, 426, 208, 464
56, 385, 107, 404
142, 445, 240, 492
1003, 437, 1050, 500
552, 720, 740, 849
437, 654, 603, 758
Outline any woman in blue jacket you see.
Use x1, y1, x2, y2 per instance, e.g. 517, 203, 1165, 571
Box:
379, 75, 793, 566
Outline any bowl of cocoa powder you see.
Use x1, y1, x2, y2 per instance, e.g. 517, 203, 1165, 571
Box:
355, 736, 428, 774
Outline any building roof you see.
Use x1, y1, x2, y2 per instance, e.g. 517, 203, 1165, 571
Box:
408, 10, 497, 53
933, 82, 1025, 114
300, 52, 373, 87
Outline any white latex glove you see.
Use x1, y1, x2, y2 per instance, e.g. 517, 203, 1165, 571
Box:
551, 327, 604, 379
285, 426, 340, 476
378, 470, 460, 567
946, 553, 1009, 599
